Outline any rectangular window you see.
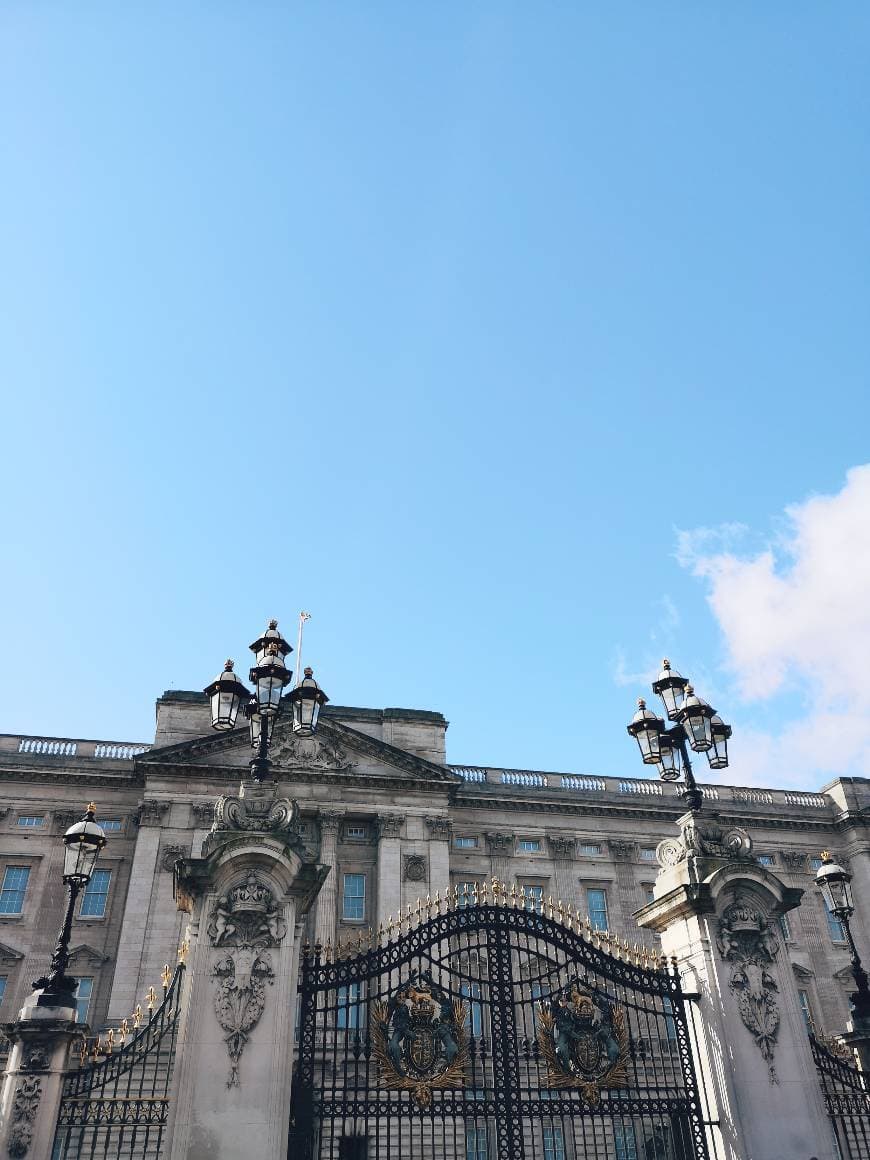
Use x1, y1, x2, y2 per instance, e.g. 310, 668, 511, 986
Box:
73, 977, 93, 1024
587, 888, 609, 931
522, 885, 544, 914
465, 1125, 488, 1160
17, 816, 44, 828
778, 913, 792, 941
79, 869, 111, 918
461, 982, 483, 1037
337, 983, 364, 1030
662, 996, 678, 1042
823, 899, 846, 943
344, 825, 369, 840
645, 888, 655, 906
98, 819, 123, 832
454, 836, 478, 849
342, 874, 366, 922
517, 839, 541, 853
757, 854, 775, 867
614, 1122, 639, 1160
640, 848, 658, 861
0, 867, 30, 915
543, 1125, 566, 1160
809, 857, 824, 871
0, 977, 7, 1007
457, 882, 477, 909
579, 843, 601, 857
798, 989, 814, 1032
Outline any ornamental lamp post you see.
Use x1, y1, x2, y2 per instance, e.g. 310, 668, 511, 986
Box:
33, 804, 107, 1009
204, 619, 329, 783
626, 659, 732, 813
816, 852, 870, 1020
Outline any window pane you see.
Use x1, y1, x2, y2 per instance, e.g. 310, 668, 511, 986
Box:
457, 882, 477, 909
522, 885, 544, 914
640, 848, 658, 861
543, 1125, 566, 1160
342, 874, 366, 921
587, 888, 609, 931
518, 839, 541, 853
337, 983, 364, 1030
17, 816, 44, 828
0, 977, 7, 1007
460, 982, 483, 1037
778, 913, 791, 941
73, 977, 93, 1024
823, 899, 846, 942
80, 870, 111, 918
465, 1126, 487, 1160
0, 867, 30, 915
614, 1121, 639, 1160
98, 820, 123, 832
455, 836, 477, 849
798, 989, 814, 1031
579, 843, 601, 856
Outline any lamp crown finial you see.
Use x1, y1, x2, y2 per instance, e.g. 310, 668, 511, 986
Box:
87, 802, 97, 815
821, 850, 831, 862
268, 618, 278, 629
637, 698, 646, 708
662, 658, 670, 668
304, 666, 314, 677
224, 659, 234, 671
685, 683, 694, 694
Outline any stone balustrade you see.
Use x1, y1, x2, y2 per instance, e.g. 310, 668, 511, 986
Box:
0, 734, 150, 760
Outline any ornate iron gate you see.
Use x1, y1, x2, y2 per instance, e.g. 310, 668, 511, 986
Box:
52, 961, 185, 1159
292, 888, 711, 1160
811, 1031, 870, 1159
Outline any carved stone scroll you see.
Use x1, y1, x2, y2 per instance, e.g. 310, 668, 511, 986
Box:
7, 1075, 42, 1157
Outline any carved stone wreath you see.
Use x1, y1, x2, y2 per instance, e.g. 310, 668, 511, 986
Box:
270, 731, 354, 770
371, 972, 468, 1109
403, 854, 427, 883
536, 982, 630, 1108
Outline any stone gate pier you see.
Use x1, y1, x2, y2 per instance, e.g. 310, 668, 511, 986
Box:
637, 811, 836, 1160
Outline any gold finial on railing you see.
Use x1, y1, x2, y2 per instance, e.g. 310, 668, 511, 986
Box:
546, 895, 554, 919
91, 1040, 101, 1062
406, 903, 413, 930
178, 939, 189, 964
425, 894, 432, 917
479, 879, 488, 904
658, 953, 668, 972
162, 964, 172, 990
147, 986, 157, 1014
472, 882, 479, 906
78, 1038, 87, 1066
414, 897, 422, 921
105, 1028, 115, 1054
510, 884, 519, 909
119, 1018, 129, 1045
491, 877, 501, 902
324, 936, 333, 960
565, 902, 575, 930
376, 922, 385, 945
132, 1004, 143, 1029
557, 899, 565, 923
433, 890, 442, 914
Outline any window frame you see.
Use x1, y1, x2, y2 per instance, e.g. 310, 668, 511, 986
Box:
543, 1124, 566, 1160
586, 887, 610, 932
78, 869, 112, 920
343, 823, 370, 843
0, 866, 31, 916
341, 872, 367, 923
16, 816, 45, 829
578, 843, 602, 857
73, 976, 94, 1024
517, 838, 542, 854
454, 836, 478, 850
455, 880, 479, 909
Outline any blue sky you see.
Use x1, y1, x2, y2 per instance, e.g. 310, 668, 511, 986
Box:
1, 3, 868, 790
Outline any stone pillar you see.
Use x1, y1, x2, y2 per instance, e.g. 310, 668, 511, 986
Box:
0, 993, 80, 1160
637, 812, 836, 1160
547, 834, 576, 905
425, 816, 452, 900
486, 832, 515, 885
313, 810, 343, 948
375, 814, 404, 926
166, 782, 327, 1160
108, 799, 168, 1020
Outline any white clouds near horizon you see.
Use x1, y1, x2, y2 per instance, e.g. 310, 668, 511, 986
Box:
679, 465, 870, 787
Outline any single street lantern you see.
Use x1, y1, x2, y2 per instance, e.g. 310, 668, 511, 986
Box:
249, 643, 293, 716
288, 667, 329, 737
626, 659, 731, 813
34, 804, 107, 1009
626, 700, 664, 765
651, 659, 688, 721
677, 685, 715, 752
205, 660, 250, 731
816, 852, 870, 1019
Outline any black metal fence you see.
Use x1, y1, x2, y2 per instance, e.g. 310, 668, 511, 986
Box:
292, 892, 714, 1160
811, 1032, 870, 1159
52, 962, 185, 1159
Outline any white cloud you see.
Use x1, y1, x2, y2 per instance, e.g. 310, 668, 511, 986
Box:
679, 465, 870, 788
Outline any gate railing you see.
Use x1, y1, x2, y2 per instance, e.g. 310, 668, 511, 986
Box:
294, 880, 713, 1160
810, 1031, 870, 1159
52, 956, 186, 1159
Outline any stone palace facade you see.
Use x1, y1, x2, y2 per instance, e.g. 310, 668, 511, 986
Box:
0, 686, 866, 1050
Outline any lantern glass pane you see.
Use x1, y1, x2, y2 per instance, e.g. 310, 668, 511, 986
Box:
686, 712, 713, 752
707, 732, 729, 769
636, 725, 661, 764
660, 684, 684, 720
257, 674, 283, 715
63, 838, 100, 883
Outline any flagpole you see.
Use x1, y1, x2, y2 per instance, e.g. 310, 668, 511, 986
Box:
295, 611, 311, 686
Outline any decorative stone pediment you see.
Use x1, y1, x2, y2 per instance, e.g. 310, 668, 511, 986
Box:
68, 943, 110, 967
270, 731, 354, 771
792, 963, 814, 981
0, 940, 23, 964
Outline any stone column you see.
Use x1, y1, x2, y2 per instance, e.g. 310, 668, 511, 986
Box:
375, 814, 404, 927
314, 810, 343, 948
108, 799, 168, 1021
547, 834, 576, 906
486, 832, 515, 886
637, 812, 836, 1160
166, 782, 327, 1160
0, 988, 82, 1160
425, 816, 452, 900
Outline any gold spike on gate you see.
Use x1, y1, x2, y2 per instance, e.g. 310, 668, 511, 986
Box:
146, 986, 157, 1014
178, 939, 189, 964
546, 895, 554, 920
433, 891, 441, 915
480, 880, 488, 904
161, 964, 172, 990
472, 882, 480, 906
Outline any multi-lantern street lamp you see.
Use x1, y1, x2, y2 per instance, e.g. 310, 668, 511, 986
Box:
816, 853, 870, 1020
204, 619, 329, 783
626, 659, 732, 813
34, 805, 107, 1008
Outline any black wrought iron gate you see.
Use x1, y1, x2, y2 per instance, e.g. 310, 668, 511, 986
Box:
292, 891, 711, 1160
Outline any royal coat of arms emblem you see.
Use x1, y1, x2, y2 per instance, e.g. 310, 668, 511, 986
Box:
371, 972, 468, 1109
536, 982, 629, 1106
